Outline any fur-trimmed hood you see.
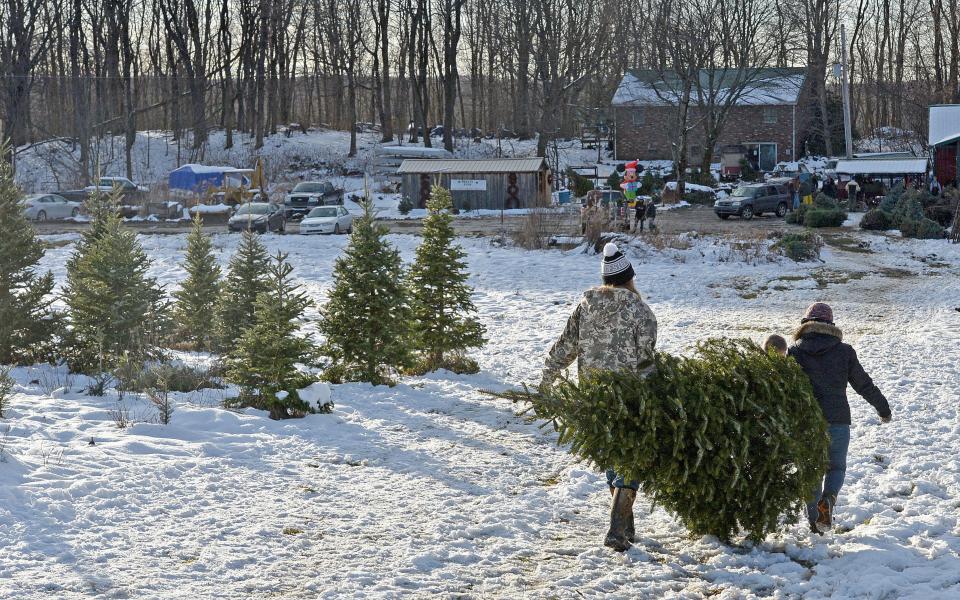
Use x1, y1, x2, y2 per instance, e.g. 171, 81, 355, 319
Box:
793, 321, 843, 341
792, 321, 844, 357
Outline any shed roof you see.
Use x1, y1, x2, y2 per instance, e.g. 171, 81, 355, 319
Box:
928, 105, 960, 146
834, 158, 928, 175
932, 132, 960, 148
612, 68, 806, 107
397, 158, 547, 174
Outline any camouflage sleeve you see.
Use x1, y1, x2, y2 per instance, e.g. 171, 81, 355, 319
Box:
635, 303, 658, 369
542, 303, 582, 386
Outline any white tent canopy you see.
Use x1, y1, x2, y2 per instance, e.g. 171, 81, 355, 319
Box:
834, 158, 928, 175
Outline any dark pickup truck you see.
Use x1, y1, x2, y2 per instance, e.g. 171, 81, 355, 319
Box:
59, 176, 149, 204
283, 181, 345, 220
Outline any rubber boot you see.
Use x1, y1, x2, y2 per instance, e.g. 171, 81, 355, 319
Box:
609, 486, 635, 542
603, 488, 636, 551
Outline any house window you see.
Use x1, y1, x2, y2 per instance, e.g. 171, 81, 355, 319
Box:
763, 107, 778, 124
689, 145, 702, 157
632, 109, 644, 126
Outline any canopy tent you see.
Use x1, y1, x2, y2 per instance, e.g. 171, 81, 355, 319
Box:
834, 158, 928, 175
168, 164, 251, 193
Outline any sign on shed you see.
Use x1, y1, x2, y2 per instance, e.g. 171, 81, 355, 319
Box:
450, 179, 487, 191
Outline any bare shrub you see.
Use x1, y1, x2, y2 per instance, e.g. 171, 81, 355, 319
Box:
512, 208, 568, 250
38, 369, 75, 396
108, 401, 131, 429
146, 375, 174, 425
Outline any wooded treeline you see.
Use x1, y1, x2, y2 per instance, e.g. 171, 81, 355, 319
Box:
0, 0, 957, 178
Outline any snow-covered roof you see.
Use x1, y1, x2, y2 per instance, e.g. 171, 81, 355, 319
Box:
928, 105, 960, 146
377, 146, 453, 158
834, 158, 928, 175
932, 132, 960, 147
612, 68, 806, 107
397, 158, 547, 174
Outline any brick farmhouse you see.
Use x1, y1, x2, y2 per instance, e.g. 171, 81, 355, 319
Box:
612, 68, 809, 172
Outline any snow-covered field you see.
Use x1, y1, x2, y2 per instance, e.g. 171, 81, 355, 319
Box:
2, 225, 959, 598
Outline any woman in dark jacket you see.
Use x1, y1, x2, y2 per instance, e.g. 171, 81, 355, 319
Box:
788, 302, 892, 534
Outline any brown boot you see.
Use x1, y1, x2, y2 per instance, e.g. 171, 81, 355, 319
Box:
603, 488, 636, 551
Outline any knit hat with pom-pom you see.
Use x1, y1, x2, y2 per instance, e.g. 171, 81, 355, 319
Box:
601, 242, 635, 286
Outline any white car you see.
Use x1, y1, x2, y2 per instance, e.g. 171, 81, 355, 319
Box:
299, 205, 353, 235
21, 194, 82, 221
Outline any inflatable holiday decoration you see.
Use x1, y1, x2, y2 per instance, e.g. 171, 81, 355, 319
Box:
620, 160, 639, 201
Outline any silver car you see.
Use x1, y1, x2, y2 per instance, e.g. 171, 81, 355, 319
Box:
21, 194, 82, 221
299, 205, 353, 235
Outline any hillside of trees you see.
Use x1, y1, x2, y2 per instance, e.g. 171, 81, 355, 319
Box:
0, 0, 957, 181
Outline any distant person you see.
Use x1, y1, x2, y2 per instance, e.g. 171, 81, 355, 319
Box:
634, 199, 646, 233
822, 177, 837, 198
540, 243, 658, 552
788, 303, 892, 535
581, 199, 594, 234
846, 179, 860, 206
791, 177, 801, 211
763, 334, 788, 357
930, 178, 942, 196
645, 199, 657, 231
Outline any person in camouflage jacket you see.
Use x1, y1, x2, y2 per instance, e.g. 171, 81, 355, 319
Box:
540, 242, 658, 552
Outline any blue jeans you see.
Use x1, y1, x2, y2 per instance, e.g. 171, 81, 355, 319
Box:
606, 469, 639, 491
793, 193, 801, 210
807, 424, 850, 523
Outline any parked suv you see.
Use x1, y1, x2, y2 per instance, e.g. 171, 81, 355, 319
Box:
714, 183, 790, 220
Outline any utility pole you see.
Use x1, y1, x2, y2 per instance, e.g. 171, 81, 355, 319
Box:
840, 24, 854, 159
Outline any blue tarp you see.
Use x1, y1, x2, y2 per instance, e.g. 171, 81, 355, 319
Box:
168, 164, 239, 193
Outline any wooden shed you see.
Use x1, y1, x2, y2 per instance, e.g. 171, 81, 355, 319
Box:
397, 158, 552, 210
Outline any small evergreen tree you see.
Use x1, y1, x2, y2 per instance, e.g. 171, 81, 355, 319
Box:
0, 149, 58, 365
173, 214, 222, 350
215, 230, 270, 351
318, 198, 409, 384
226, 251, 316, 419
63, 193, 169, 372
406, 186, 485, 374
606, 170, 622, 190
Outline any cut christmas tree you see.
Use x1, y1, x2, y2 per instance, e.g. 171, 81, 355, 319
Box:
492, 338, 829, 543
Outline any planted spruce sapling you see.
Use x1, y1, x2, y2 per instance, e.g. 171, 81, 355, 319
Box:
406, 186, 485, 374
215, 230, 270, 351
63, 187, 170, 372
318, 198, 410, 385
172, 213, 222, 350
226, 251, 317, 419
0, 145, 59, 365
